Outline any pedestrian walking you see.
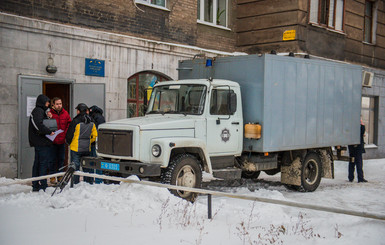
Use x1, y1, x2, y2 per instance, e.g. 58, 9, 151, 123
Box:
28, 94, 55, 192
49, 97, 71, 184
348, 118, 368, 183
65, 103, 97, 184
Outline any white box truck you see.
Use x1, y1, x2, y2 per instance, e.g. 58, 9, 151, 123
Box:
82, 54, 362, 201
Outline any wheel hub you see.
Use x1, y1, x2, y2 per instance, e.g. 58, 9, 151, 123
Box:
304, 160, 318, 185
176, 166, 196, 197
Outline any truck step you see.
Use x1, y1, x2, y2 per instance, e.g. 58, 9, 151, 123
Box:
213, 168, 242, 180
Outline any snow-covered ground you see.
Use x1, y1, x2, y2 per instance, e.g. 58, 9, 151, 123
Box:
0, 159, 384, 245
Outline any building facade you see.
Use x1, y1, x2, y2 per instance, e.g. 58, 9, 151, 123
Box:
0, 0, 384, 178
235, 0, 385, 158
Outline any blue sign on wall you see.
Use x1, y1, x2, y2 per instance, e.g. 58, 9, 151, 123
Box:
85, 58, 105, 77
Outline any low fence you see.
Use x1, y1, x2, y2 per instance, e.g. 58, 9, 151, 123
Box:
1, 172, 385, 221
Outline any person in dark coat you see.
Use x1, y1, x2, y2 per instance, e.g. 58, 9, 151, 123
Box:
89, 105, 105, 128
28, 94, 55, 191
348, 118, 368, 183
65, 103, 97, 184
89, 105, 105, 184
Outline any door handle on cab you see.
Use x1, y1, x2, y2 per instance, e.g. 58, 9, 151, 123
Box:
231, 122, 240, 125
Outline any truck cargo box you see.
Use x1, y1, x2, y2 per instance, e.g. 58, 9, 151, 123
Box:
178, 54, 362, 153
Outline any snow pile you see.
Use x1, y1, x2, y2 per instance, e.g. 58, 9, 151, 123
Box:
1, 160, 384, 245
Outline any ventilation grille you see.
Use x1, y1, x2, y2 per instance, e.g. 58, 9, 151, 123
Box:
362, 71, 374, 87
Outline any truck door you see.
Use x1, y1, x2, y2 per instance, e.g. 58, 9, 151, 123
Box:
206, 87, 242, 155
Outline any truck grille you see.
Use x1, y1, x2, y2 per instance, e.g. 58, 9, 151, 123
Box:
98, 129, 133, 157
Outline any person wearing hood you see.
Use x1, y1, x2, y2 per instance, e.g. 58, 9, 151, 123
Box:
89, 105, 105, 128
28, 94, 55, 192
65, 103, 97, 184
89, 105, 105, 184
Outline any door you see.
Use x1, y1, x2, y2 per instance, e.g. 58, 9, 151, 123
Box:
206, 88, 241, 155
18, 77, 43, 178
72, 83, 105, 117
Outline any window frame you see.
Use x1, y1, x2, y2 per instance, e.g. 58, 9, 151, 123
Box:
209, 88, 235, 116
135, 0, 169, 11
197, 0, 230, 30
364, 1, 373, 43
308, 0, 345, 32
127, 71, 170, 118
361, 95, 378, 146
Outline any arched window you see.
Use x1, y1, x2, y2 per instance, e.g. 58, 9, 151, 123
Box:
127, 71, 171, 118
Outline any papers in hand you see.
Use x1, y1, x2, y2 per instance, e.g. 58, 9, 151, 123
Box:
46, 129, 64, 141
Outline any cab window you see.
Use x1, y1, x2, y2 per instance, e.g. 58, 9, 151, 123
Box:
210, 89, 235, 115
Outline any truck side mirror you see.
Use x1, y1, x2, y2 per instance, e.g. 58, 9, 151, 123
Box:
228, 92, 237, 114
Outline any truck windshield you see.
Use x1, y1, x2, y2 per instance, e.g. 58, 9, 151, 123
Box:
147, 84, 207, 115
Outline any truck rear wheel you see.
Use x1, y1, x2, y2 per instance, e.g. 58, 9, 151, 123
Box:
300, 152, 322, 192
161, 154, 202, 202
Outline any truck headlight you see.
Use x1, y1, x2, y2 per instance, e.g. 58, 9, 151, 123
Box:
152, 144, 161, 157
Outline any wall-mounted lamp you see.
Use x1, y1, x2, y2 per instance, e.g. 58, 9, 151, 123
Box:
46, 56, 57, 74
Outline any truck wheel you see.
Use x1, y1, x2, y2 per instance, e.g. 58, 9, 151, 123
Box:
300, 152, 322, 192
241, 170, 260, 179
264, 169, 280, 176
161, 154, 202, 202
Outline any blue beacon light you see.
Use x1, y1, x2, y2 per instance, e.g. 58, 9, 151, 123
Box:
206, 59, 213, 67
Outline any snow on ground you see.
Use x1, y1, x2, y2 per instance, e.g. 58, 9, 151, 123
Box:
0, 159, 384, 245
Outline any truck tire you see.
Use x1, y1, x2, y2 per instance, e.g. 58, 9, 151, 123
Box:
161, 154, 202, 202
264, 169, 280, 176
241, 170, 260, 179
300, 152, 322, 192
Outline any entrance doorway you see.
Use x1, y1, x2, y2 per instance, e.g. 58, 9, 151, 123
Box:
43, 82, 71, 172
18, 75, 106, 179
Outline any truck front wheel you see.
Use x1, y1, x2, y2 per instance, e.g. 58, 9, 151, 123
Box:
301, 152, 322, 192
161, 154, 202, 202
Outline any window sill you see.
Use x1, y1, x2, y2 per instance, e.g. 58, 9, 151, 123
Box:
365, 144, 378, 149
308, 22, 346, 35
197, 20, 231, 31
362, 41, 375, 46
135, 2, 170, 12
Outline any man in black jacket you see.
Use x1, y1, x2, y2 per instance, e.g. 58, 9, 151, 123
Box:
29, 94, 55, 191
348, 118, 368, 183
89, 105, 105, 184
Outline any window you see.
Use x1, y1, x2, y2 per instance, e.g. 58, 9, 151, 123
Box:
361, 96, 378, 145
127, 71, 170, 118
210, 89, 235, 115
309, 0, 345, 31
364, 1, 375, 43
147, 84, 207, 115
197, 0, 228, 28
135, 0, 166, 8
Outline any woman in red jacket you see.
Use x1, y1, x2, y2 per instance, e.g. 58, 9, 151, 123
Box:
50, 97, 71, 182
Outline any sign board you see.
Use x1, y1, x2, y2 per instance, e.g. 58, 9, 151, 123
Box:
26, 96, 37, 117
283, 30, 296, 41
85, 58, 105, 77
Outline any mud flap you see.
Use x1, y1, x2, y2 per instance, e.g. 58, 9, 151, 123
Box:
281, 157, 302, 186
319, 149, 334, 179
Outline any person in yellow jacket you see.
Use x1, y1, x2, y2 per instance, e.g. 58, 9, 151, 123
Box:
65, 103, 97, 184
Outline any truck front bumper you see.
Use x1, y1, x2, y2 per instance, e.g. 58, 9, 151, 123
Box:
81, 156, 161, 177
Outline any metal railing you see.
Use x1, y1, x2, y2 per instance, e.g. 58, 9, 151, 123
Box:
1, 171, 385, 221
